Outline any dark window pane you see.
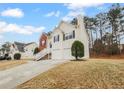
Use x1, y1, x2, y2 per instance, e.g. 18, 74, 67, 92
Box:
63, 34, 65, 41
69, 34, 72, 39
58, 35, 59, 41
50, 43, 52, 48
54, 36, 55, 43
73, 30, 75, 38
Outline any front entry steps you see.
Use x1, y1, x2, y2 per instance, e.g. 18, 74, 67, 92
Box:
35, 49, 51, 61
37, 53, 51, 61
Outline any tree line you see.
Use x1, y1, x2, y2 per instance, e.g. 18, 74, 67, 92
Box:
84, 3, 124, 56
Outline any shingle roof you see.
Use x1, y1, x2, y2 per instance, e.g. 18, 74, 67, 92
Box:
14, 42, 26, 52
25, 42, 35, 46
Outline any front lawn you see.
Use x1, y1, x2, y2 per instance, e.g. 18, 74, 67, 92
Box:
0, 60, 27, 71
17, 59, 124, 89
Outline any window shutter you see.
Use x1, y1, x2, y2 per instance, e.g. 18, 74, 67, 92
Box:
73, 30, 75, 38
63, 34, 65, 41
54, 36, 55, 43
58, 35, 59, 41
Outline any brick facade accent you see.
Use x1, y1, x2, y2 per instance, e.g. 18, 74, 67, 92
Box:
39, 33, 47, 51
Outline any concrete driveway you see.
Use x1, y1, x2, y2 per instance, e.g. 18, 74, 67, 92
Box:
0, 60, 67, 89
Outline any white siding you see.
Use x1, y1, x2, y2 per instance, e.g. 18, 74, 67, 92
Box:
47, 15, 89, 60
23, 43, 38, 58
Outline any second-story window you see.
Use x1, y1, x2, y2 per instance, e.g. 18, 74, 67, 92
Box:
54, 35, 59, 43
63, 30, 75, 40
73, 30, 75, 38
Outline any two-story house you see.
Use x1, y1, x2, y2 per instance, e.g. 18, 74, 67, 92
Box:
36, 15, 89, 60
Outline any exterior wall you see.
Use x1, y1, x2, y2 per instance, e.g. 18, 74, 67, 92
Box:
39, 34, 47, 51
46, 37, 52, 54
51, 29, 63, 59
51, 15, 89, 60
0, 51, 4, 56
0, 43, 20, 59
10, 44, 19, 53
24, 43, 38, 58
0, 42, 38, 60
38, 15, 89, 60
51, 24, 76, 59
76, 15, 89, 59
9, 44, 18, 59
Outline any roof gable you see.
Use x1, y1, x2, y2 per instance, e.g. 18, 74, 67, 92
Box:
52, 21, 76, 34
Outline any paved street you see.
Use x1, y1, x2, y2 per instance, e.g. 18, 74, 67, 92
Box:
0, 60, 67, 89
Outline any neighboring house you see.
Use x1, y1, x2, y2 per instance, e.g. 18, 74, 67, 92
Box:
0, 48, 6, 56
0, 42, 18, 58
119, 44, 124, 52
24, 42, 38, 58
0, 42, 38, 59
37, 15, 89, 60
14, 42, 25, 53
14, 42, 38, 59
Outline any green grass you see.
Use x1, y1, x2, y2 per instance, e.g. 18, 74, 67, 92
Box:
17, 59, 124, 89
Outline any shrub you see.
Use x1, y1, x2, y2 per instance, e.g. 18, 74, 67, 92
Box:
71, 40, 84, 60
4, 54, 9, 58
0, 56, 5, 60
14, 53, 21, 60
6, 56, 12, 60
34, 47, 40, 55
107, 43, 119, 55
